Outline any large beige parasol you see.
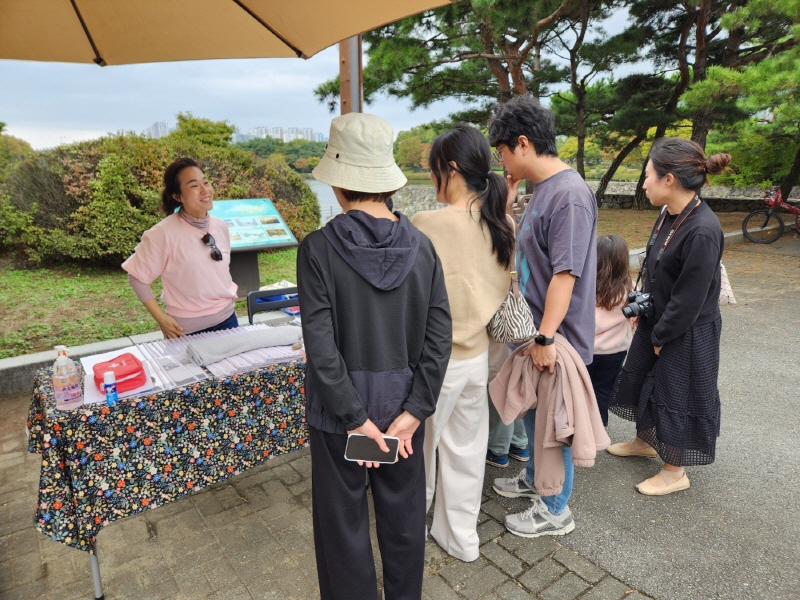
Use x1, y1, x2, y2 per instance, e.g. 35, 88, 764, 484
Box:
0, 0, 452, 65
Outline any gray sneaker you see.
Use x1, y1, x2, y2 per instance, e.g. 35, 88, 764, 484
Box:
505, 498, 575, 538
493, 468, 539, 499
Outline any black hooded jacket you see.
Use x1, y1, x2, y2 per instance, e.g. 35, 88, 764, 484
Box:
297, 210, 452, 434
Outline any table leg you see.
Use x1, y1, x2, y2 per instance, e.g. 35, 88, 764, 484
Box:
89, 553, 105, 600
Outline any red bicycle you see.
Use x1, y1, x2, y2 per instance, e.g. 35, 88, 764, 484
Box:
741, 188, 800, 244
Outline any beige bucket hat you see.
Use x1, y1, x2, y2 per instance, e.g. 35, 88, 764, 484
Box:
312, 113, 408, 193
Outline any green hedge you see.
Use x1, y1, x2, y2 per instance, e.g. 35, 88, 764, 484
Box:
0, 133, 319, 264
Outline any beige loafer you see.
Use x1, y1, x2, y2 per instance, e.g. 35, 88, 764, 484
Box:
606, 441, 658, 458
636, 471, 690, 496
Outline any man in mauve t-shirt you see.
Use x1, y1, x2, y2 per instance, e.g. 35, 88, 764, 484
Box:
488, 95, 598, 538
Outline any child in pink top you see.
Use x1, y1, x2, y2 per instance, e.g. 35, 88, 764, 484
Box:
587, 234, 634, 426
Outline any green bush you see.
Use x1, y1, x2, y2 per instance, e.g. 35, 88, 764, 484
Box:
1, 132, 320, 264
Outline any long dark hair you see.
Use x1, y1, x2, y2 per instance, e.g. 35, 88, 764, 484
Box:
161, 157, 202, 216
596, 234, 633, 310
648, 138, 731, 194
429, 125, 515, 269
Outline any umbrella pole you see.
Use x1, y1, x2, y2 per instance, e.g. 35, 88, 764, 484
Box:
338, 35, 363, 114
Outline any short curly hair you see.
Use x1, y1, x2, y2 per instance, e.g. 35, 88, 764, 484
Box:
488, 95, 558, 157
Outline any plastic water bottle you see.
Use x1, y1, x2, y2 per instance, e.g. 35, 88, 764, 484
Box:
52, 345, 83, 410
103, 371, 119, 407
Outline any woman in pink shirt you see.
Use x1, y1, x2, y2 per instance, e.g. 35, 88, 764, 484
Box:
123, 158, 238, 337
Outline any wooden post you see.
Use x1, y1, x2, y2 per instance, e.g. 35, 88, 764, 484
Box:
339, 35, 363, 115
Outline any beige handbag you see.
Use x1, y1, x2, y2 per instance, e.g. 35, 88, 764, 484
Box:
487, 215, 538, 344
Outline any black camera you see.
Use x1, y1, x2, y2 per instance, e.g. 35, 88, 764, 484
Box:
621, 291, 654, 320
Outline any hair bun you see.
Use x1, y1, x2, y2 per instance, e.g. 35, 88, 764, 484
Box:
705, 153, 731, 175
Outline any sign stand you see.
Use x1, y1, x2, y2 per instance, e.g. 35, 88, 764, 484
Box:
229, 251, 262, 297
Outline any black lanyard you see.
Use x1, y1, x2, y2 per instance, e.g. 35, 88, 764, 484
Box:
635, 197, 701, 289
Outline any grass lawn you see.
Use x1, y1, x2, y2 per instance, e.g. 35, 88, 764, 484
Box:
0, 248, 297, 359
0, 210, 749, 358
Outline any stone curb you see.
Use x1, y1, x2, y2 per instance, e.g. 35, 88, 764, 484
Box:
0, 311, 293, 398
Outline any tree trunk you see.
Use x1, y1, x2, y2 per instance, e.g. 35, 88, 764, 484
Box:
576, 101, 586, 179
780, 145, 800, 201
692, 110, 712, 150
632, 159, 649, 209
595, 135, 645, 206
691, 109, 713, 149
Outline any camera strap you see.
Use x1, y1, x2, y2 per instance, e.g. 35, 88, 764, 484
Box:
637, 196, 701, 288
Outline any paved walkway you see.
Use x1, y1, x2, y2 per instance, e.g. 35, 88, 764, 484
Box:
0, 386, 651, 600
1, 235, 798, 600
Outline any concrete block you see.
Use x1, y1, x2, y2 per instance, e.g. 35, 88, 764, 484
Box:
477, 519, 506, 544
0, 578, 45, 600
513, 535, 559, 565
440, 557, 485, 587
539, 572, 590, 600
493, 580, 536, 599
552, 547, 606, 584
128, 331, 164, 344
422, 575, 462, 600
481, 499, 511, 523
482, 541, 524, 578
518, 558, 565, 594
580, 576, 631, 600
460, 564, 508, 600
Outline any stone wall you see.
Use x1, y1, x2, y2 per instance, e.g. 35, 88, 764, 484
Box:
392, 182, 800, 219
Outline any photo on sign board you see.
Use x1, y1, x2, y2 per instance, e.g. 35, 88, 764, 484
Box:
266, 228, 291, 239
235, 217, 259, 228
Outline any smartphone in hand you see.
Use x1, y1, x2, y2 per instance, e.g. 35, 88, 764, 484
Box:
344, 434, 400, 464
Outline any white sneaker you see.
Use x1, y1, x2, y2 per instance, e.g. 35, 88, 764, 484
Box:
504, 498, 575, 538
492, 468, 539, 499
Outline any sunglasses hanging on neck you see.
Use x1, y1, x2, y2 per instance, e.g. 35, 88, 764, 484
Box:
202, 233, 223, 261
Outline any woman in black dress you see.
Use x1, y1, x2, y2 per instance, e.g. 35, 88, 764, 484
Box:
607, 138, 731, 496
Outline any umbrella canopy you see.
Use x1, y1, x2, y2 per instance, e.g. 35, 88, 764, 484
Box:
0, 0, 452, 65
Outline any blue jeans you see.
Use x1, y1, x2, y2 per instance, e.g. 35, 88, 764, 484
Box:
487, 399, 528, 455
523, 408, 573, 515
191, 311, 239, 335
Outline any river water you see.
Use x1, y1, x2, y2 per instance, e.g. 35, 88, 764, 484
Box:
304, 177, 434, 223
303, 178, 341, 223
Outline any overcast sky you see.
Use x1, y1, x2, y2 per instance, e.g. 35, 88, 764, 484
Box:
0, 45, 464, 150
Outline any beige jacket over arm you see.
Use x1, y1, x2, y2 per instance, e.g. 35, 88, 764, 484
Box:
488, 334, 611, 496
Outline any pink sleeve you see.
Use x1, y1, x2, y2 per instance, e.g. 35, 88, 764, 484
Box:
121, 225, 169, 285
128, 272, 155, 302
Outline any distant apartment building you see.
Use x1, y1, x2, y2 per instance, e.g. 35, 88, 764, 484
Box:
249, 126, 271, 138
225, 124, 325, 143
282, 127, 303, 143
145, 121, 170, 139
231, 128, 256, 143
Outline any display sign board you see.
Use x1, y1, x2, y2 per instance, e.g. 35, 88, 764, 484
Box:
209, 199, 298, 252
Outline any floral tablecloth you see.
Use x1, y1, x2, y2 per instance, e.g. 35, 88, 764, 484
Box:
27, 361, 307, 553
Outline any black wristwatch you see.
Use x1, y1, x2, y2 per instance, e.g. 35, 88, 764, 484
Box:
533, 334, 555, 346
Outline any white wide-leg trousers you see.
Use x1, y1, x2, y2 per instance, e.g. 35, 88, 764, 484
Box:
424, 350, 489, 562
